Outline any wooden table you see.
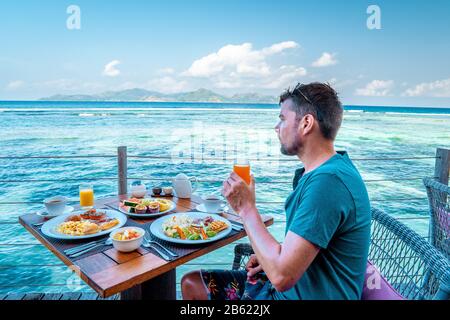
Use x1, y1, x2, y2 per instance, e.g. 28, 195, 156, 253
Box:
19, 194, 273, 300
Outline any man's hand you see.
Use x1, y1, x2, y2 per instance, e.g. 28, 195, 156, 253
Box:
246, 254, 263, 279
222, 172, 256, 216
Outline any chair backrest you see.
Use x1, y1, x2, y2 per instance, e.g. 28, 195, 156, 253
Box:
369, 207, 450, 300
423, 177, 449, 259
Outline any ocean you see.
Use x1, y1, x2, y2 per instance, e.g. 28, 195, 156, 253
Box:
0, 100, 449, 295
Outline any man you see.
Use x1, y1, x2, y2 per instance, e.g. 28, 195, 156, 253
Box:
181, 82, 371, 300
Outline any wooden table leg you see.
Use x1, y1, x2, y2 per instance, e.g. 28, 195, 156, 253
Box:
120, 269, 176, 300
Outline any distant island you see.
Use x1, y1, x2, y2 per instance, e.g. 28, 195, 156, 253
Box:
40, 88, 278, 104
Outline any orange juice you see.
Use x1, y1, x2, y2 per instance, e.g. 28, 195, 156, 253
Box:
79, 188, 94, 208
233, 163, 251, 185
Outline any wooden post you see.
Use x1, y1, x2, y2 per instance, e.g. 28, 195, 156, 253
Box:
118, 146, 128, 195
120, 269, 176, 300
434, 148, 450, 185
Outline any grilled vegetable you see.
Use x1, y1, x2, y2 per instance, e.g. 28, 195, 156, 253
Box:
176, 226, 186, 239
123, 200, 139, 207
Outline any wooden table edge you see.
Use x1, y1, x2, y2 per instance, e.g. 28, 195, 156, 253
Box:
95, 218, 274, 298
19, 195, 274, 299
18, 217, 110, 297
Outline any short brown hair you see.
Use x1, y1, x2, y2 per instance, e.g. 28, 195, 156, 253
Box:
279, 82, 343, 140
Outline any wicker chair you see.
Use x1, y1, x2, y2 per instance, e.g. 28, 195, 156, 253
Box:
232, 207, 450, 300
423, 177, 449, 259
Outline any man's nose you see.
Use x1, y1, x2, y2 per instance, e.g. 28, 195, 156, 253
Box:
274, 123, 280, 133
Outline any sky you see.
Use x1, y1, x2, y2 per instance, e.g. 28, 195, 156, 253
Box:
1, 0, 450, 107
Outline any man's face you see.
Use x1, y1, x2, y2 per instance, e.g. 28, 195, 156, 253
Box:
275, 99, 302, 155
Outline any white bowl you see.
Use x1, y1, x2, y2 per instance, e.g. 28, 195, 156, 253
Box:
162, 186, 173, 195
110, 227, 145, 252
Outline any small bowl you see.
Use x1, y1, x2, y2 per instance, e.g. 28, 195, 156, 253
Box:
162, 186, 173, 196
110, 227, 145, 252
152, 187, 162, 195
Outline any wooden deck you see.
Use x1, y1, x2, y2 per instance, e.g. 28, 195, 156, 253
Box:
0, 291, 183, 300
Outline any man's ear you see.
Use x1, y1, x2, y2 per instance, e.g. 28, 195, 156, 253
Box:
298, 114, 315, 136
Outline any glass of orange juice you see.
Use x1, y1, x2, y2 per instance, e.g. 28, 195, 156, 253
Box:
233, 159, 251, 185
79, 183, 94, 209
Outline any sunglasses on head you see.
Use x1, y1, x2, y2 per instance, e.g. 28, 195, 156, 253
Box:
292, 85, 323, 122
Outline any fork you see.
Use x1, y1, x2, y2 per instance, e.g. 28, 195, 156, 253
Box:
64, 238, 106, 255
68, 238, 112, 258
142, 233, 172, 261
147, 240, 178, 257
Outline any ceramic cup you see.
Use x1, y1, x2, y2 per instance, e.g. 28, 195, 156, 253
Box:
43, 196, 68, 216
202, 195, 224, 213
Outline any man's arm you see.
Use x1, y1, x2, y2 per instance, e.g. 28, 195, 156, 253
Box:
223, 172, 319, 292
241, 206, 319, 292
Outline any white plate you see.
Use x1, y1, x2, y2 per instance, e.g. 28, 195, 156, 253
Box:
195, 203, 225, 214
118, 198, 176, 218
41, 209, 127, 240
150, 212, 232, 244
36, 206, 74, 218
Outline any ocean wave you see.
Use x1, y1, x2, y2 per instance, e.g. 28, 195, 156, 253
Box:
385, 112, 450, 116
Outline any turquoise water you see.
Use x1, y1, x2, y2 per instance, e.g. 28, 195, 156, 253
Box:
0, 101, 449, 295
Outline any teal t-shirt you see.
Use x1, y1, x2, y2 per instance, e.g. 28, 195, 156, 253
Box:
273, 151, 371, 300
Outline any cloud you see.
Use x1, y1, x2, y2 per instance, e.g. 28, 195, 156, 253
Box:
403, 78, 450, 97
103, 60, 121, 77
183, 41, 299, 78
146, 76, 189, 94
157, 67, 175, 75
261, 65, 307, 89
312, 52, 338, 67
261, 41, 299, 55
355, 80, 394, 96
178, 41, 306, 91
5, 80, 25, 90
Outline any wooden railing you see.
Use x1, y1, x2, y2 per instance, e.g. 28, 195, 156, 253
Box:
0, 147, 448, 293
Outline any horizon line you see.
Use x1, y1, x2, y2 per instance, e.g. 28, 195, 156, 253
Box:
1, 99, 450, 109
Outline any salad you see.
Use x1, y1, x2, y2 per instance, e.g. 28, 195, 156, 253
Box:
162, 214, 228, 240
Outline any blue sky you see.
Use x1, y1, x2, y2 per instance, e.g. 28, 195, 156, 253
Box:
1, 0, 450, 106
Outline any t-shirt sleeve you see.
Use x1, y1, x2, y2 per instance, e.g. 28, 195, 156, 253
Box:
288, 173, 353, 249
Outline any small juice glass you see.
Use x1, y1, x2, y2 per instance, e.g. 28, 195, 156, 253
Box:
79, 183, 94, 209
233, 159, 251, 185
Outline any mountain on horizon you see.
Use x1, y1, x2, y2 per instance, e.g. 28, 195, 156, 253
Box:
40, 88, 278, 104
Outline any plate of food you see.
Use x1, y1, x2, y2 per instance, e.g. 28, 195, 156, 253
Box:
118, 198, 175, 218
150, 212, 232, 244
41, 208, 127, 240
